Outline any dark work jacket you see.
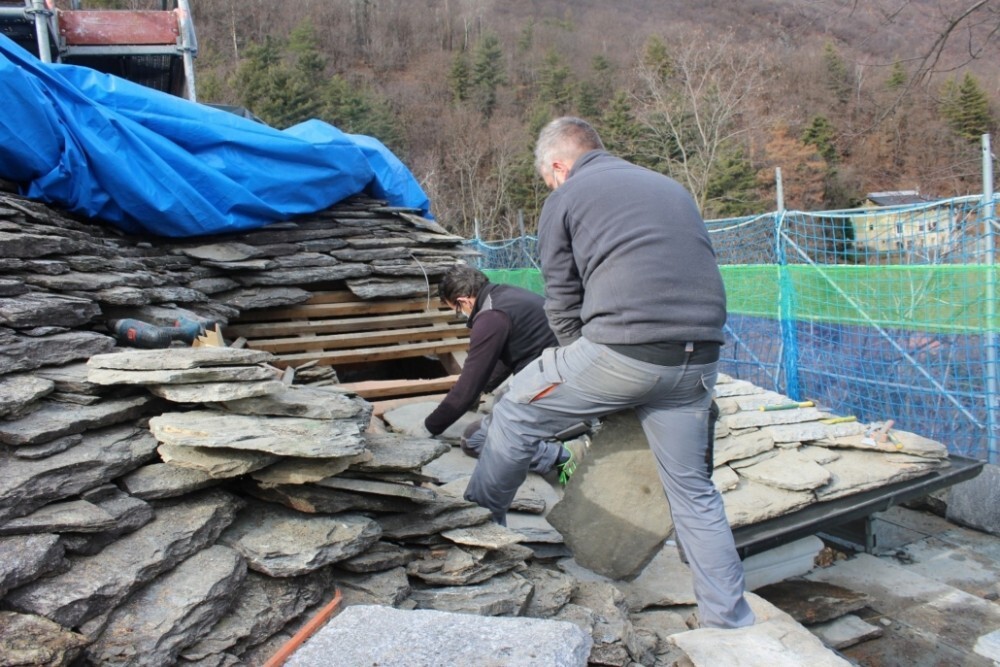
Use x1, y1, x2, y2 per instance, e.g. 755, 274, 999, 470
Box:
424, 282, 557, 435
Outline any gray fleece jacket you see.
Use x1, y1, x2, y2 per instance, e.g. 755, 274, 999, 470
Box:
537, 150, 727, 346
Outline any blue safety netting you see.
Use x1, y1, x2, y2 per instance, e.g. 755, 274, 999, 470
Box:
0, 33, 431, 238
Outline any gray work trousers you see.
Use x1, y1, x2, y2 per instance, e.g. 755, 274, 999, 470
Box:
461, 411, 564, 475
464, 336, 754, 629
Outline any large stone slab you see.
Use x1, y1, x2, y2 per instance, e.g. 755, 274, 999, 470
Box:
0, 373, 54, 418
0, 425, 159, 522
406, 543, 533, 585
0, 330, 114, 375
250, 452, 372, 486
60, 487, 156, 556
243, 482, 424, 515
668, 593, 851, 666
314, 476, 439, 502
85, 545, 247, 667
158, 444, 279, 478
3, 490, 241, 628
407, 571, 535, 617
813, 450, 945, 502
721, 478, 814, 528
0, 395, 156, 446
714, 429, 775, 466
334, 566, 411, 607
377, 505, 492, 542
0, 611, 89, 667
0, 499, 117, 536
87, 365, 275, 386
284, 604, 591, 667
149, 410, 364, 458
34, 362, 103, 394
0, 534, 65, 598
214, 385, 364, 420
87, 347, 274, 371
350, 432, 450, 472
148, 379, 284, 403
119, 463, 220, 499
946, 463, 1000, 536
621, 543, 697, 611
179, 570, 329, 660
0, 292, 100, 328
547, 410, 672, 580
336, 542, 415, 574
219, 501, 381, 577
736, 448, 832, 491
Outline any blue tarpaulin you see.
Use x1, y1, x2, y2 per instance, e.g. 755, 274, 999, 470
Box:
0, 33, 432, 238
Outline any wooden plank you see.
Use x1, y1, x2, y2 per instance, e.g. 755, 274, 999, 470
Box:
302, 291, 359, 305
369, 393, 449, 418
58, 10, 180, 46
226, 310, 457, 339
336, 375, 460, 400
268, 339, 470, 368
232, 297, 440, 323
249, 324, 469, 354
438, 350, 467, 375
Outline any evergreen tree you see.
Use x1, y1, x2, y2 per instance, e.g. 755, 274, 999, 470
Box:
471, 32, 506, 118
886, 59, 907, 90
577, 81, 601, 120
704, 147, 763, 218
448, 53, 471, 104
643, 36, 673, 81
320, 76, 403, 151
801, 116, 837, 162
823, 42, 851, 105
599, 91, 643, 165
538, 50, 575, 113
940, 72, 994, 141
232, 37, 303, 128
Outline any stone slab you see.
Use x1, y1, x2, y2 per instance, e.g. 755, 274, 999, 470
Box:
547, 411, 672, 580
87, 347, 274, 371
0, 425, 158, 523
149, 410, 364, 458
946, 463, 1000, 537
668, 593, 851, 666
284, 604, 592, 667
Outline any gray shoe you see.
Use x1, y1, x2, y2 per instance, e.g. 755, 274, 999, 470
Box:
557, 435, 591, 485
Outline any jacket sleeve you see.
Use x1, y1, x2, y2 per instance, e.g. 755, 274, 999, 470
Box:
538, 198, 584, 345
423, 310, 511, 435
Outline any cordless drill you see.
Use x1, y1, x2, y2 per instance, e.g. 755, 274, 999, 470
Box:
109, 318, 206, 349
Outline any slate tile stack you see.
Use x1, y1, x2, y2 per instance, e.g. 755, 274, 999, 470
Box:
0, 187, 960, 667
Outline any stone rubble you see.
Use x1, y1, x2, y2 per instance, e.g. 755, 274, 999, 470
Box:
0, 187, 956, 666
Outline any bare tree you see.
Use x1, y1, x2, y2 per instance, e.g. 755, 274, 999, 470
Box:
631, 30, 770, 212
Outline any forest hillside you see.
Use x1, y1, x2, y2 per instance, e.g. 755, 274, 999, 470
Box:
186, 0, 1000, 237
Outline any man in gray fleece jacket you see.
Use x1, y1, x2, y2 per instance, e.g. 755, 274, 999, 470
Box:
463, 116, 754, 629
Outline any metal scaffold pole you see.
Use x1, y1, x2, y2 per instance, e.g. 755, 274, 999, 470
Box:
983, 134, 998, 464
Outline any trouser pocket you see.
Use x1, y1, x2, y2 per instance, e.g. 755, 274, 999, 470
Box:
507, 347, 562, 403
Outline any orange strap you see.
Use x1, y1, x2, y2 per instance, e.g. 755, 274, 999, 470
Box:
263, 588, 343, 667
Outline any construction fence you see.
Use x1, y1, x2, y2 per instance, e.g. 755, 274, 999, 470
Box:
469, 192, 999, 463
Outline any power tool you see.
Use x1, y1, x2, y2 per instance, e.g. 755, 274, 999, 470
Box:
109, 318, 206, 349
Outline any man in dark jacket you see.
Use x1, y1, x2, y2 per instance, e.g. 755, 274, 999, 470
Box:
462, 117, 754, 629
424, 266, 586, 480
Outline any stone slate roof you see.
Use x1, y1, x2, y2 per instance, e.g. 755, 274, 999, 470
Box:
0, 187, 956, 665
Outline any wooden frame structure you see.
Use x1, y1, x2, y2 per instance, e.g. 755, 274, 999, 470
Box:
226, 290, 470, 402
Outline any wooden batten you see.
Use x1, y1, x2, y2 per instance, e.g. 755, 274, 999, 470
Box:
229, 289, 470, 400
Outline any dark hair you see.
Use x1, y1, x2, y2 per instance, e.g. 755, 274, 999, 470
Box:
438, 265, 489, 304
